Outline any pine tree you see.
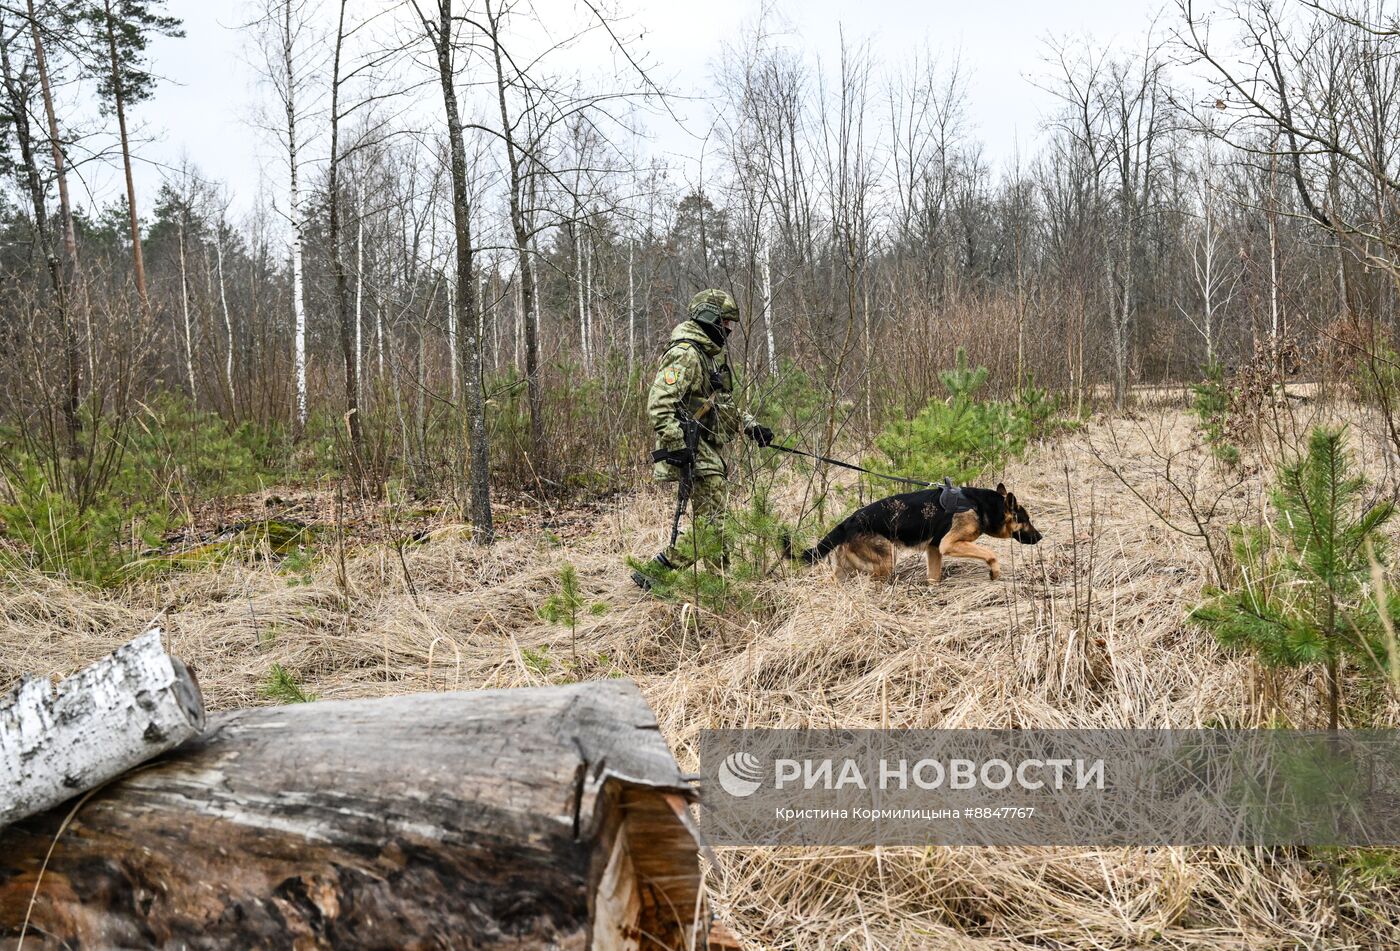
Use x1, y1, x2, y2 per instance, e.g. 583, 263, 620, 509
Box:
73, 0, 183, 320
1190, 359, 1240, 467
868, 348, 1034, 487
538, 564, 607, 667
1190, 427, 1398, 729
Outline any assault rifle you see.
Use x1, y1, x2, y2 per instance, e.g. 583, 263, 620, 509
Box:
666, 397, 718, 549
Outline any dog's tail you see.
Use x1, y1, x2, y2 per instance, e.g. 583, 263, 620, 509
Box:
782, 520, 853, 565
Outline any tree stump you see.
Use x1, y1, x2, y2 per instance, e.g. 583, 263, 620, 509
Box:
0, 680, 710, 950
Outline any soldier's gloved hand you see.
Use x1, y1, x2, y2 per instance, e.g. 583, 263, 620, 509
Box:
651, 447, 693, 467
745, 423, 775, 447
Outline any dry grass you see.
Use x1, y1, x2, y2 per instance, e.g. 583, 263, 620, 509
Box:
5, 403, 1400, 948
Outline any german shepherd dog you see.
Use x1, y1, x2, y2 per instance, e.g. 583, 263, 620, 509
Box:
784, 484, 1042, 583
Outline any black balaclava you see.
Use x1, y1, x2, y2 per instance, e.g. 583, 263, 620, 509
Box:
700, 318, 732, 348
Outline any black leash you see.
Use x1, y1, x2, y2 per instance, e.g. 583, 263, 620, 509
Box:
763, 443, 937, 488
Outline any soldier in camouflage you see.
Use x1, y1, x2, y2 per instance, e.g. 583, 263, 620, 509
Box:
631, 289, 773, 590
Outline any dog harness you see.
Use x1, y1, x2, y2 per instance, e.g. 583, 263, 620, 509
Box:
938, 477, 974, 513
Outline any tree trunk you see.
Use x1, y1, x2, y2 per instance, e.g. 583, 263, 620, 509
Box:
584, 227, 593, 368
448, 279, 459, 402
177, 216, 198, 401
1268, 150, 1282, 351
25, 0, 80, 462
327, 0, 362, 477
627, 238, 636, 372
575, 220, 588, 369
376, 287, 385, 379
0, 21, 54, 291
0, 13, 71, 474
429, 0, 493, 542
481, 270, 492, 372
0, 628, 204, 828
355, 207, 364, 408
283, 0, 308, 432
104, 0, 150, 322
215, 228, 236, 412
488, 1, 545, 467
516, 259, 525, 369
762, 238, 776, 373
0, 681, 709, 950
529, 242, 542, 440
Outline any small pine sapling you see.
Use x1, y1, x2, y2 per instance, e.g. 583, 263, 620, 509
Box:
1190, 360, 1240, 467
539, 563, 607, 666
261, 663, 316, 704
1190, 427, 1398, 728
867, 348, 1056, 488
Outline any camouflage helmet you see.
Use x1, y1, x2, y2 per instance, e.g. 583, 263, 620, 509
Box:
687, 288, 739, 329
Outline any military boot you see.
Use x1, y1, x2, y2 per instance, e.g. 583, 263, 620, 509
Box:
631, 552, 674, 591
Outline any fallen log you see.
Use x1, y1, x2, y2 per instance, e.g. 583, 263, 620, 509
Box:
0, 627, 205, 828
0, 680, 711, 950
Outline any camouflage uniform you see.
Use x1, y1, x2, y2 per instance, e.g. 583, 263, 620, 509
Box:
646, 291, 754, 569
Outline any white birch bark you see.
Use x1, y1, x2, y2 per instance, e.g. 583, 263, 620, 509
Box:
627, 239, 635, 373
584, 236, 593, 366
761, 239, 776, 373
215, 232, 235, 407
284, 0, 307, 428
1268, 215, 1280, 346
448, 279, 459, 402
355, 210, 364, 406
2, 680, 703, 949
291, 198, 307, 427
516, 264, 525, 369
178, 219, 197, 401
0, 628, 205, 827
479, 270, 489, 371
576, 226, 588, 369
377, 288, 385, 378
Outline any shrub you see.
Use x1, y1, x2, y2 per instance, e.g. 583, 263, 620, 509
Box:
0, 463, 160, 586
0, 391, 287, 586
757, 361, 828, 438
126, 392, 288, 500
485, 358, 644, 496
627, 491, 786, 619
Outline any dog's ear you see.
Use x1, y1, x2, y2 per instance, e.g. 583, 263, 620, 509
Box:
1006, 492, 1018, 508
996, 482, 1007, 496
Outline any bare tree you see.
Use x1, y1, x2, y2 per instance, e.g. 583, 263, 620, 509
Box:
411, 0, 492, 541
1177, 140, 1241, 364
1180, 0, 1400, 284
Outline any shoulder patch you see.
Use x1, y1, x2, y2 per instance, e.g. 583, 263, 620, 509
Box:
662, 366, 682, 386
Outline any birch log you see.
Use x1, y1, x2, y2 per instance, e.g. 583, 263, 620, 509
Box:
0, 680, 716, 951
0, 627, 204, 829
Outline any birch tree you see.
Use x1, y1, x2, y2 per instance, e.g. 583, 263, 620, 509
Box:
247, 0, 320, 431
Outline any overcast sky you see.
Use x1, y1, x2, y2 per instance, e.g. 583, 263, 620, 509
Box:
111, 0, 1169, 222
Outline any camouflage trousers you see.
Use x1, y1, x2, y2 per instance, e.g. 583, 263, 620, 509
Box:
662, 474, 727, 569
